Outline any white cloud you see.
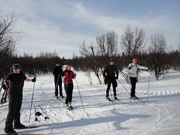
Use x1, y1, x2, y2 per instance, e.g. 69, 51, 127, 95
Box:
72, 4, 179, 49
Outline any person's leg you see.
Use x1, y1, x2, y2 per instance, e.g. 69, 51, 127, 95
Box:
4, 95, 18, 133
64, 84, 68, 105
69, 84, 73, 104
59, 79, 64, 97
106, 80, 111, 98
54, 77, 58, 97
112, 79, 117, 97
130, 77, 136, 97
14, 94, 26, 129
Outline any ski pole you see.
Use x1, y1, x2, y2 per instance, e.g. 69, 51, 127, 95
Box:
29, 81, 36, 123
34, 105, 38, 121
147, 73, 151, 100
117, 79, 130, 94
75, 78, 85, 111
117, 79, 138, 105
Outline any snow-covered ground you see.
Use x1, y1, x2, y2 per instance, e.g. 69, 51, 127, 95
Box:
0, 69, 180, 135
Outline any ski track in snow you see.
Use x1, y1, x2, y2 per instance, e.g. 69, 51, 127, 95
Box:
0, 71, 180, 134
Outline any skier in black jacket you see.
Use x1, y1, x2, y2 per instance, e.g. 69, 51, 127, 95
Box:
103, 59, 119, 101
4, 63, 36, 134
53, 62, 64, 98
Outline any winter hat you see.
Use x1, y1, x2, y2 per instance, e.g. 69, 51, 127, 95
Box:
132, 58, 137, 61
12, 63, 22, 69
109, 59, 115, 62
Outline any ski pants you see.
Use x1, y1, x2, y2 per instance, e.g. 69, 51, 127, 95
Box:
64, 83, 73, 105
54, 76, 63, 97
5, 93, 22, 130
130, 77, 137, 97
106, 78, 117, 97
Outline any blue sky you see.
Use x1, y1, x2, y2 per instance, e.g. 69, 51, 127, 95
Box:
0, 0, 180, 58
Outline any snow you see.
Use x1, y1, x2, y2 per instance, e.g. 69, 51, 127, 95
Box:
0, 69, 180, 135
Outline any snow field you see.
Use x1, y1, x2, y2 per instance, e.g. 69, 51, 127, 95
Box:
0, 70, 180, 135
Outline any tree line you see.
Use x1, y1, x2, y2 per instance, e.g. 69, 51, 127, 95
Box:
1, 14, 180, 83
71, 26, 180, 84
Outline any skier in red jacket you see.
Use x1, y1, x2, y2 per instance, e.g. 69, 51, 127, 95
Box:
62, 65, 76, 110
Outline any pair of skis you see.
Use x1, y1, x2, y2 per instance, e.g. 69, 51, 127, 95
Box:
107, 98, 130, 106
25, 123, 59, 129
107, 97, 147, 105
66, 107, 83, 120
130, 97, 147, 104
137, 98, 147, 103
53, 96, 82, 120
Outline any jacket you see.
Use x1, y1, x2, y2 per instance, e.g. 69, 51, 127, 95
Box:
53, 66, 62, 78
63, 70, 76, 84
127, 63, 148, 77
6, 73, 27, 94
103, 65, 118, 78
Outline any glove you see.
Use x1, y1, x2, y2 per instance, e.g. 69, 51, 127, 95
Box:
32, 77, 36, 82
2, 84, 8, 90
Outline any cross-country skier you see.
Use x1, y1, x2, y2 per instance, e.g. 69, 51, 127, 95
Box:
103, 59, 119, 101
53, 62, 64, 98
4, 63, 36, 134
62, 65, 76, 110
127, 58, 148, 99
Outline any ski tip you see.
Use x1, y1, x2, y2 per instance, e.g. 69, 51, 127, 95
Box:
66, 108, 73, 111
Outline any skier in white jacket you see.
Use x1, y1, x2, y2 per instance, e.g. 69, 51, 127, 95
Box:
127, 58, 148, 99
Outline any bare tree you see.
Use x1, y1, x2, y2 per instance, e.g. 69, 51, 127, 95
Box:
121, 24, 146, 60
79, 31, 119, 84
96, 31, 119, 77
0, 13, 19, 78
148, 33, 169, 80
96, 31, 119, 57
79, 41, 103, 84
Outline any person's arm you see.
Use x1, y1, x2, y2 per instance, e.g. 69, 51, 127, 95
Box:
62, 71, 66, 79
127, 64, 132, 74
115, 66, 119, 79
103, 66, 108, 77
137, 65, 148, 70
128, 63, 133, 70
53, 67, 56, 75
25, 77, 36, 82
4, 80, 10, 89
72, 72, 76, 79
25, 79, 32, 82
60, 68, 63, 76
4, 74, 12, 88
